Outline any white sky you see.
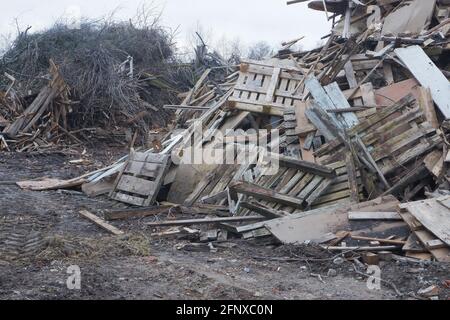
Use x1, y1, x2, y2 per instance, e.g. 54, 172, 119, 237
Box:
0, 0, 331, 52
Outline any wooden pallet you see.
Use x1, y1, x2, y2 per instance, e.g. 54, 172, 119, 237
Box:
231, 155, 339, 215
110, 151, 170, 206
315, 94, 442, 177
228, 60, 304, 116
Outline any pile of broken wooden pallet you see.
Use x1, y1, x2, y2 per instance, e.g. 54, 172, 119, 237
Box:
16, 0, 450, 264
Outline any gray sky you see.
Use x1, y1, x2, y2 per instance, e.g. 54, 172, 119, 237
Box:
0, 0, 331, 52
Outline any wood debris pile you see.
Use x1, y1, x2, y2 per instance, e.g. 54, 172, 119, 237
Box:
0, 60, 73, 152
16, 0, 450, 265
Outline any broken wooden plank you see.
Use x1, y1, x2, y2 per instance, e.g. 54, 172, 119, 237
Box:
103, 206, 172, 221
272, 154, 336, 178
79, 210, 124, 236
145, 215, 267, 227
395, 45, 450, 119
348, 211, 401, 221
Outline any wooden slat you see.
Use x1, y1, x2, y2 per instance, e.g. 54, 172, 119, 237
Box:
348, 211, 402, 220
79, 210, 124, 235
396, 46, 450, 119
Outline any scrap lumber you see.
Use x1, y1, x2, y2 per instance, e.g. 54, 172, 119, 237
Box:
3, 61, 67, 138
145, 216, 267, 227
79, 210, 124, 236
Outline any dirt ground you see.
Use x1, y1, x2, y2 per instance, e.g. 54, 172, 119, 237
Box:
1, 149, 449, 300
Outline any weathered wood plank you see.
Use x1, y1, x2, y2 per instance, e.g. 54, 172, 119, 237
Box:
395, 46, 450, 119
348, 211, 402, 220
79, 210, 124, 235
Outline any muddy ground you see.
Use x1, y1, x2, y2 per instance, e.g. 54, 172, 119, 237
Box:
0, 149, 449, 300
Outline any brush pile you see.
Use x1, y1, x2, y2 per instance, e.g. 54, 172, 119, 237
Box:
0, 17, 200, 151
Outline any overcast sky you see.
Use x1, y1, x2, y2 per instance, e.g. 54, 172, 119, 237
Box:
0, 0, 331, 52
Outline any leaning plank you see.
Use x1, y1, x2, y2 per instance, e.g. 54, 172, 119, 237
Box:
348, 211, 401, 221
79, 210, 124, 236
145, 216, 267, 227
395, 46, 450, 119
